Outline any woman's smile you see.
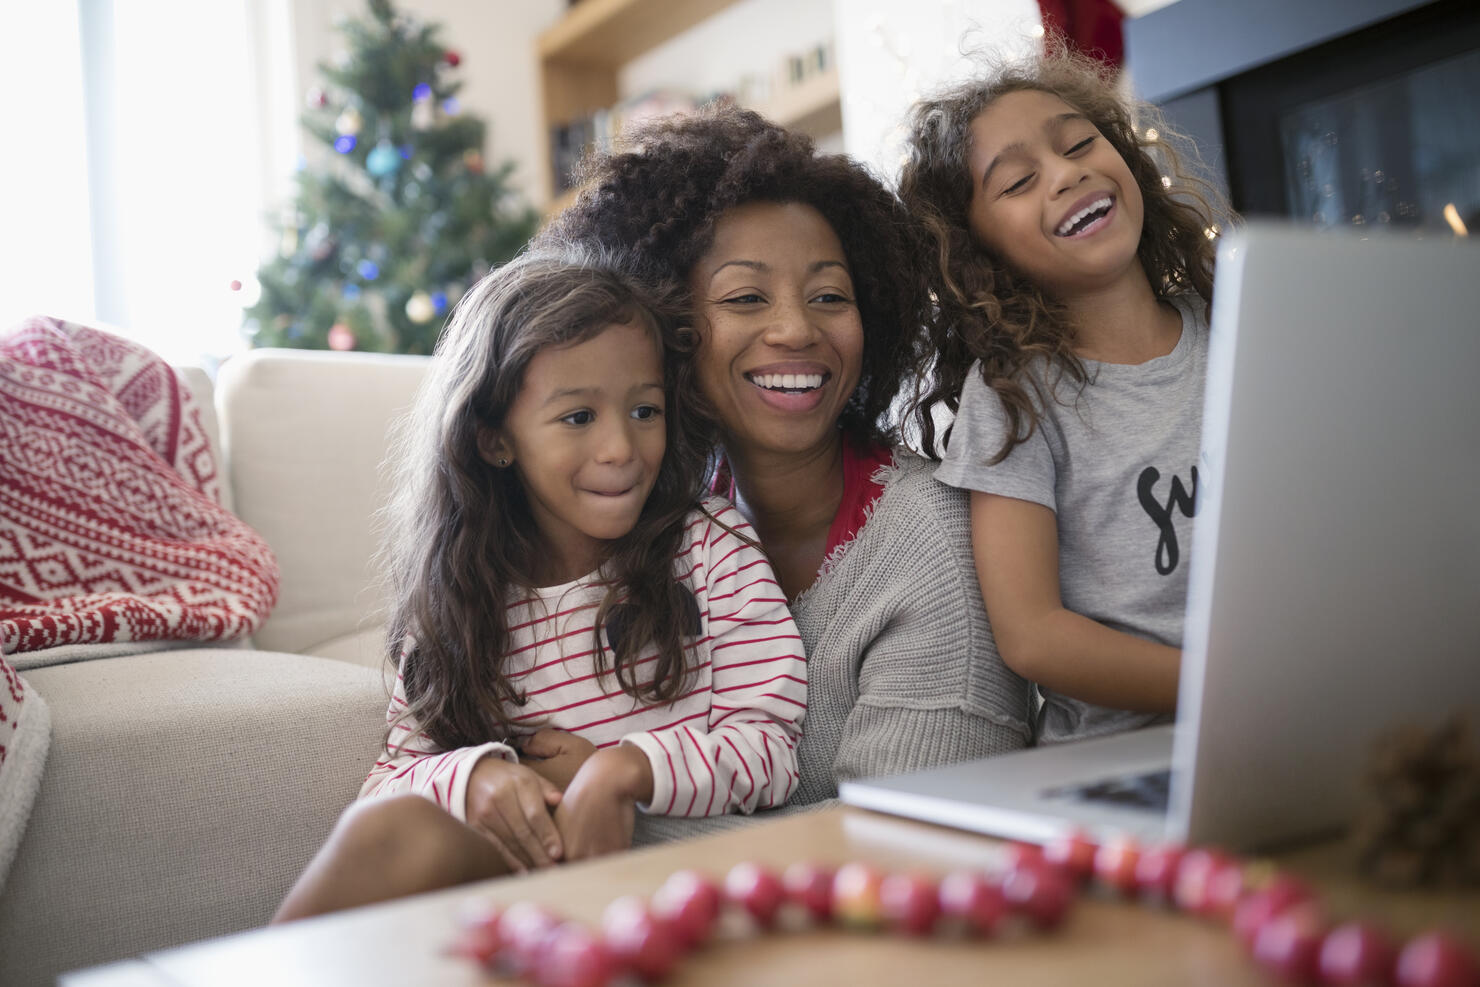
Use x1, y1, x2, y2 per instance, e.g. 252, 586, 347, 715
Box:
689, 201, 864, 460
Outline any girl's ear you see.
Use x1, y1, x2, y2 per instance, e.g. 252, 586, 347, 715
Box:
476, 426, 512, 468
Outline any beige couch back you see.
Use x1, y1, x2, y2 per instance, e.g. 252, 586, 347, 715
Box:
216, 349, 430, 662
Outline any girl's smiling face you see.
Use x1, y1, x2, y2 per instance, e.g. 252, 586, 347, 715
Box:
482, 319, 666, 584
966, 88, 1145, 299
688, 201, 864, 461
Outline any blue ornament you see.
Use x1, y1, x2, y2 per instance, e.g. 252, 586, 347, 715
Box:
366, 141, 402, 177
342, 284, 362, 301
413, 83, 432, 102
357, 259, 380, 281
399, 144, 413, 160
431, 291, 448, 314
441, 97, 460, 116
333, 135, 357, 154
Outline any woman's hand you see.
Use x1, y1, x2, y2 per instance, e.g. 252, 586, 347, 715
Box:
464, 755, 564, 872
552, 745, 654, 861
519, 728, 598, 791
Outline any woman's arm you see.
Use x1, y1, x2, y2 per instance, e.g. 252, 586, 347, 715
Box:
971, 490, 1180, 712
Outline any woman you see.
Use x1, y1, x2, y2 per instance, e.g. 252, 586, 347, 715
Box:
544, 104, 1034, 836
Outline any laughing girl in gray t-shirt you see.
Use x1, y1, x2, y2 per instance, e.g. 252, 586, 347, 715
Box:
898, 48, 1237, 745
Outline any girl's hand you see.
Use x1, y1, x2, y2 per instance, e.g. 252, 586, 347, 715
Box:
552, 745, 654, 861
464, 755, 564, 872
519, 728, 598, 791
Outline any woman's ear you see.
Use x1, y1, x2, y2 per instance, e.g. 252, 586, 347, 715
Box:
476, 426, 512, 468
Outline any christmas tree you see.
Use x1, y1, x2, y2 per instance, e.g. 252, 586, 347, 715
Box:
244, 0, 539, 355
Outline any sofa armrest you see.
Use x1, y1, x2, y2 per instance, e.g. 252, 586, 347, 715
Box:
0, 649, 390, 986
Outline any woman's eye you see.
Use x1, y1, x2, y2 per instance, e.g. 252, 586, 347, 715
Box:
560, 410, 594, 426
812, 291, 853, 305
1067, 136, 1095, 155
631, 404, 663, 421
720, 293, 764, 305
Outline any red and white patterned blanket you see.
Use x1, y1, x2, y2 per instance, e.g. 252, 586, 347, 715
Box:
0, 317, 279, 655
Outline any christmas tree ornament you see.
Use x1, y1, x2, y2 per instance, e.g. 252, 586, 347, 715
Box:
405, 291, 436, 324
444, 49, 461, 67
412, 83, 432, 102
335, 106, 362, 136
356, 259, 380, 281
327, 324, 356, 351
333, 135, 357, 154
463, 149, 484, 174
411, 98, 435, 131
305, 87, 328, 109
441, 97, 460, 116
366, 140, 402, 178
430, 290, 448, 314
229, 279, 242, 292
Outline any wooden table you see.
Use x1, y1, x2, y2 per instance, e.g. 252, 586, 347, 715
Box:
64, 805, 1479, 986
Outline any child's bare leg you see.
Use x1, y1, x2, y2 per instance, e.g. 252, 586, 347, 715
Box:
272, 794, 509, 923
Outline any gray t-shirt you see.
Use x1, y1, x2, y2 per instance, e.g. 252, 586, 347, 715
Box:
935, 295, 1208, 745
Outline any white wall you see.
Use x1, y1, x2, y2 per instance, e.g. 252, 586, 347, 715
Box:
835, 0, 1043, 184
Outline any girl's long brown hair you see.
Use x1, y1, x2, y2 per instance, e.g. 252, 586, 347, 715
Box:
380, 246, 715, 753
899, 40, 1237, 463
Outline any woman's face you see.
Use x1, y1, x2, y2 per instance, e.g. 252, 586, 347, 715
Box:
688, 201, 864, 461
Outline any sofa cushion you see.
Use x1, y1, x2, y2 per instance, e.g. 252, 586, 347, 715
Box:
0, 648, 389, 986
217, 349, 429, 655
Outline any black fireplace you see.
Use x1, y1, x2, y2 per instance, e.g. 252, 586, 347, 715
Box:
1127, 0, 1480, 236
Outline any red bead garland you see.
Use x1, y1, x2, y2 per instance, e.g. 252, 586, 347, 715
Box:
451, 835, 1480, 987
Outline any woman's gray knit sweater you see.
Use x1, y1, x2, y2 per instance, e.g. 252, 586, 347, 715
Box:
634, 451, 1033, 844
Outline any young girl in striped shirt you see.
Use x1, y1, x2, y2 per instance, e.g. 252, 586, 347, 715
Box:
275, 248, 805, 920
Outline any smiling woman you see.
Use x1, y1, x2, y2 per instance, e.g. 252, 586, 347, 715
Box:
544, 104, 1035, 834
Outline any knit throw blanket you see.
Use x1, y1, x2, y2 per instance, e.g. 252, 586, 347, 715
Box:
0, 317, 279, 655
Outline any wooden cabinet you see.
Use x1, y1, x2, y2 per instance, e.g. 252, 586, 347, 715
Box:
536, 0, 841, 212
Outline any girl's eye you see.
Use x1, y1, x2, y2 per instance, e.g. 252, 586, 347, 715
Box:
1003, 173, 1033, 195
631, 404, 663, 421
1067, 136, 1095, 155
560, 410, 594, 426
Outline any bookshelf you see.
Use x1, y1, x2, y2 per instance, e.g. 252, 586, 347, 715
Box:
537, 0, 842, 213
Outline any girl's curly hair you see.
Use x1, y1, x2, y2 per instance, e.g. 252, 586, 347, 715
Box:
542, 102, 931, 447
380, 245, 716, 753
899, 41, 1237, 463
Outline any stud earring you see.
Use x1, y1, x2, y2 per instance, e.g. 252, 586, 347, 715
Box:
497, 458, 509, 467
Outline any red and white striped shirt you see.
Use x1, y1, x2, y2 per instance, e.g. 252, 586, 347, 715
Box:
360, 498, 806, 821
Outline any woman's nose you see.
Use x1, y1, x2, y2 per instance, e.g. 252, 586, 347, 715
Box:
761, 296, 816, 348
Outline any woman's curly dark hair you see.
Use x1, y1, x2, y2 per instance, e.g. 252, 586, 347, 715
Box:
899, 41, 1237, 463
541, 102, 931, 447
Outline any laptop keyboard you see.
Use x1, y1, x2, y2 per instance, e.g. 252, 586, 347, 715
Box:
1045, 768, 1172, 812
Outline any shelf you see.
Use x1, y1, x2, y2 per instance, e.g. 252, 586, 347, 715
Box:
536, 0, 842, 209
750, 67, 841, 139
539, 0, 742, 67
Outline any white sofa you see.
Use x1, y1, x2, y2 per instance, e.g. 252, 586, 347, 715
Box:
0, 348, 431, 986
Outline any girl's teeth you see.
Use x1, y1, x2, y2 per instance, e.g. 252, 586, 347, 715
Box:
1057, 197, 1112, 236
751, 373, 823, 390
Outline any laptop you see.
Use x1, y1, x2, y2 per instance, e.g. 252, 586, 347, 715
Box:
840, 223, 1480, 851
